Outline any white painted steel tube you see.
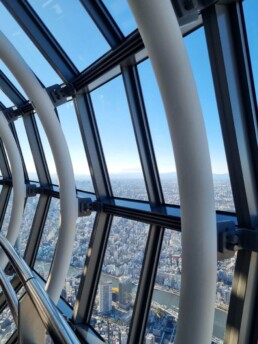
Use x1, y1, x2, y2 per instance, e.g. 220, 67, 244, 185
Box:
0, 113, 26, 269
128, 1, 217, 343
0, 31, 77, 303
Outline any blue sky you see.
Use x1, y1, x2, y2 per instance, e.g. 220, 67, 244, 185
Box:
0, 0, 257, 178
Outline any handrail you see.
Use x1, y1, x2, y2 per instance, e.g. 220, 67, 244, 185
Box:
0, 112, 26, 269
0, 233, 80, 344
0, 30, 78, 303
128, 1, 217, 343
0, 267, 18, 326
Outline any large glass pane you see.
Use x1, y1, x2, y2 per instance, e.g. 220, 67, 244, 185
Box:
58, 102, 94, 192
145, 229, 235, 343
29, 0, 110, 71
15, 118, 38, 181
34, 196, 95, 308
91, 76, 148, 201
0, 3, 62, 86
34, 197, 60, 280
63, 212, 96, 307
185, 28, 235, 212
102, 0, 137, 36
138, 28, 235, 211
91, 217, 149, 341
35, 115, 57, 183
243, 0, 258, 99
16, 195, 40, 257
137, 60, 178, 205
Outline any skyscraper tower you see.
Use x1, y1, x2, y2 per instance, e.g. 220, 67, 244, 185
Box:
119, 276, 132, 309
99, 281, 112, 314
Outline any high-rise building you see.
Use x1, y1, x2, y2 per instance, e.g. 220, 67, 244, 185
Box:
99, 281, 112, 314
118, 276, 132, 309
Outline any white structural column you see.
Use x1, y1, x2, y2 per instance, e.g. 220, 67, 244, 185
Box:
128, 1, 217, 343
0, 112, 26, 269
0, 31, 77, 304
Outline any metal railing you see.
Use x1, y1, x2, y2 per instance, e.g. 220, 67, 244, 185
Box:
0, 233, 80, 344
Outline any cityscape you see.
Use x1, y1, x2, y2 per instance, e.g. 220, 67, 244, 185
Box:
0, 176, 235, 343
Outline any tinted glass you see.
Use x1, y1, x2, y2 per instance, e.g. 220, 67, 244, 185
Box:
91, 217, 149, 341
29, 0, 110, 71
0, 3, 62, 86
91, 76, 148, 201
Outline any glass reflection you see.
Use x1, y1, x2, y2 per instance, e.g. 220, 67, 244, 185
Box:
91, 217, 149, 342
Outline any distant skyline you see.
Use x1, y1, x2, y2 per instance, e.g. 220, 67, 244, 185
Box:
0, 0, 257, 178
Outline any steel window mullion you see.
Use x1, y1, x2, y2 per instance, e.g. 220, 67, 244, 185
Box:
74, 93, 112, 199
23, 113, 52, 185
80, 0, 124, 48
0, 186, 11, 231
9, 121, 29, 182
1, 0, 78, 83
122, 65, 165, 342
128, 225, 164, 344
122, 65, 164, 205
73, 212, 113, 324
23, 194, 51, 267
0, 71, 26, 106
203, 3, 258, 343
0, 139, 11, 179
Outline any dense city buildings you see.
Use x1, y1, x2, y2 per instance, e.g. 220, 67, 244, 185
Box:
0, 176, 234, 343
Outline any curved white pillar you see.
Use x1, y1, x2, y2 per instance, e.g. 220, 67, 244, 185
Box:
0, 31, 77, 303
128, 1, 217, 343
0, 112, 26, 268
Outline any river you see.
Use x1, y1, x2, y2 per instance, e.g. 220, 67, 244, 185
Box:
100, 273, 227, 340
35, 262, 227, 340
